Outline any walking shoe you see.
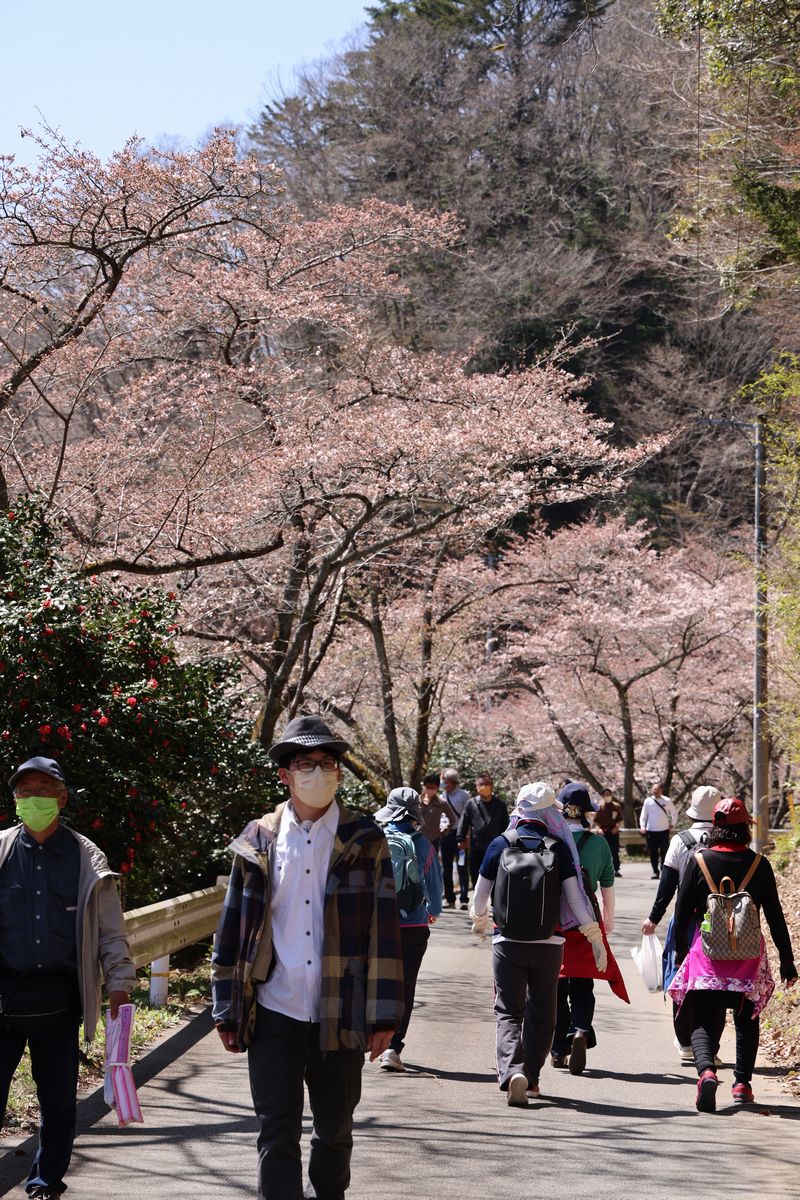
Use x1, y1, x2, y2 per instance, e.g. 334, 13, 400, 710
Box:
550, 1054, 569, 1069
732, 1082, 755, 1105
27, 1190, 64, 1199
674, 1037, 694, 1064
651, 873, 660, 880
507, 1073, 529, 1107
695, 1069, 718, 1113
614, 870, 622, 877
379, 1049, 405, 1072
442, 899, 454, 908
568, 1032, 587, 1075
526, 1082, 541, 1099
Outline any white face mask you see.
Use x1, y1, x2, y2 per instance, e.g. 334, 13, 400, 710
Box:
292, 766, 339, 809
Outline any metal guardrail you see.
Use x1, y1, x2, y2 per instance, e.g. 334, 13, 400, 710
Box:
122, 880, 227, 1004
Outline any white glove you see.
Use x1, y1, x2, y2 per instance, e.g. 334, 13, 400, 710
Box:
579, 922, 608, 973
469, 907, 491, 941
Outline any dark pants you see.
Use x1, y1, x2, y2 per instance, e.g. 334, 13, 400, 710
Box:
468, 844, 489, 887
0, 1007, 81, 1194
646, 830, 670, 875
391, 925, 430, 1054
690, 990, 758, 1084
551, 977, 596, 1057
440, 833, 468, 904
248, 1006, 364, 1200
493, 941, 563, 1088
673, 996, 694, 1048
603, 832, 621, 873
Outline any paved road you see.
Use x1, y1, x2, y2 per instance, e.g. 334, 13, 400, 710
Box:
2, 861, 799, 1198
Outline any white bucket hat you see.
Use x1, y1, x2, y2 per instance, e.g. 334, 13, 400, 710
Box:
686, 785, 721, 822
512, 781, 563, 820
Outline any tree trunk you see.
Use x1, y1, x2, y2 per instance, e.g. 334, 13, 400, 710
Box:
369, 581, 403, 788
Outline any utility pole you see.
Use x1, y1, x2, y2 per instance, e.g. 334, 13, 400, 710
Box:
752, 415, 769, 852
696, 415, 770, 845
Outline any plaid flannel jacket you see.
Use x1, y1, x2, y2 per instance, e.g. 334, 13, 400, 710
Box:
211, 801, 404, 1051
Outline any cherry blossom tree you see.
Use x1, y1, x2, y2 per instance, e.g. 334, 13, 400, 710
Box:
472, 520, 753, 820
0, 132, 664, 752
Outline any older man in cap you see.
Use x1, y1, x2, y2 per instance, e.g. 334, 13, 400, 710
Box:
373, 786, 442, 1072
641, 784, 721, 1062
0, 757, 136, 1200
211, 715, 404, 1200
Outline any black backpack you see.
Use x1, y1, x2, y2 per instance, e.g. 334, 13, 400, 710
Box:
492, 828, 562, 941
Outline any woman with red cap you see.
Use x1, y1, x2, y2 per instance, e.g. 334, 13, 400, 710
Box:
670, 796, 797, 1112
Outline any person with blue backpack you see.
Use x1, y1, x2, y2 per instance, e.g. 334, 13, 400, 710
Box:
469, 782, 606, 1107
374, 787, 443, 1072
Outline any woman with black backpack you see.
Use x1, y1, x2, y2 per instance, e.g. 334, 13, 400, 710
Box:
670, 796, 797, 1112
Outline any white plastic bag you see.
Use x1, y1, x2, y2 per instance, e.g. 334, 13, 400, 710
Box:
630, 933, 663, 992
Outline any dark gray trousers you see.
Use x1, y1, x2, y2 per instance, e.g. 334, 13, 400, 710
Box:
493, 940, 563, 1089
247, 1005, 364, 1200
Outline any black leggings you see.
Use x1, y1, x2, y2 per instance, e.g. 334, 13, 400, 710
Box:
690, 990, 758, 1084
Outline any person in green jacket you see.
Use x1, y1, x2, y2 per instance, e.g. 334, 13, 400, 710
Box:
551, 782, 616, 1074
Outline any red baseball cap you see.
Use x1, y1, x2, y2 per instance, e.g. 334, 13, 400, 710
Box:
712, 796, 753, 826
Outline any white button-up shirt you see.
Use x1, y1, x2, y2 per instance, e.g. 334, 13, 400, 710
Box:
257, 799, 339, 1023
639, 794, 677, 833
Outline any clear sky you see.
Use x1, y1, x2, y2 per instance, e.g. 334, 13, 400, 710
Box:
0, 0, 370, 165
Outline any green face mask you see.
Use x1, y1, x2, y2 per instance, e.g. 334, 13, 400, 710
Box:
15, 796, 60, 832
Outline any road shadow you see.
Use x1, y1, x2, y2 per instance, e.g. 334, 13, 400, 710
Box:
0, 1009, 214, 1197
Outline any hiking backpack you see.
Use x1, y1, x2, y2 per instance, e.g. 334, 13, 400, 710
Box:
492, 829, 562, 941
385, 830, 426, 918
694, 851, 763, 961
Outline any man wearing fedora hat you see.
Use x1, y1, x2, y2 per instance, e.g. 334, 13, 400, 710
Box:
0, 756, 136, 1200
211, 715, 404, 1200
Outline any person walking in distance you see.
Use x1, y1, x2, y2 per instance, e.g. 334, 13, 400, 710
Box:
211, 716, 404, 1200
594, 788, 623, 877
641, 785, 720, 1064
0, 757, 136, 1200
457, 774, 509, 891
374, 787, 442, 1072
469, 782, 606, 1106
417, 772, 457, 853
439, 768, 470, 908
639, 782, 677, 879
669, 796, 797, 1112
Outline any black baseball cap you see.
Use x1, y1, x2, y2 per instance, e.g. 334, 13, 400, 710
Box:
9, 757, 67, 789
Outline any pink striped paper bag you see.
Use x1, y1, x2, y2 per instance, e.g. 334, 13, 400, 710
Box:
104, 1003, 144, 1127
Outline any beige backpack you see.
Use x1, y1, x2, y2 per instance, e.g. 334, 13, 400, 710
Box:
694, 851, 762, 961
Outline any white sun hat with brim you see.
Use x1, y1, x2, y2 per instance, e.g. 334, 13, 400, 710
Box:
686, 785, 722, 822
512, 781, 563, 820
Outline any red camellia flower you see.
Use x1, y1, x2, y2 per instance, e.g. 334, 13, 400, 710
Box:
127, 787, 139, 798
98, 715, 110, 727
126, 847, 135, 860
56, 725, 69, 737
210, 765, 219, 775
79, 723, 88, 733
72, 703, 83, 713
119, 862, 130, 874
91, 709, 101, 717
42, 599, 52, 609
43, 627, 54, 636
1, 731, 11, 740
91, 818, 103, 829
38, 724, 52, 736
127, 696, 137, 706
147, 678, 158, 690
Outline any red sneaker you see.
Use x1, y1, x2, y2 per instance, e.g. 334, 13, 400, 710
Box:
696, 1069, 718, 1113
732, 1082, 755, 1105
